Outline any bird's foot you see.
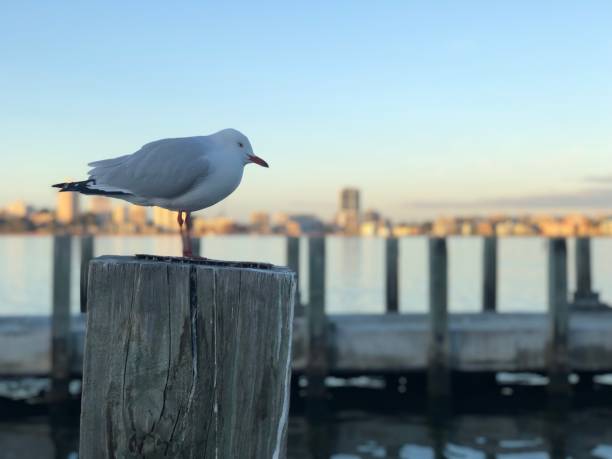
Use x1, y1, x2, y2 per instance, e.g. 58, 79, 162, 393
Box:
182, 252, 209, 261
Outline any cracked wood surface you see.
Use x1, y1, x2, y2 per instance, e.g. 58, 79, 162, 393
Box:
79, 256, 296, 459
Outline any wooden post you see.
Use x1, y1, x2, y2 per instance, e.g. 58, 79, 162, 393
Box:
306, 237, 328, 401
547, 238, 571, 397
573, 236, 601, 308
191, 236, 202, 257
286, 236, 301, 313
385, 237, 399, 313
79, 256, 296, 459
427, 237, 450, 399
482, 236, 497, 312
51, 235, 72, 402
79, 235, 94, 313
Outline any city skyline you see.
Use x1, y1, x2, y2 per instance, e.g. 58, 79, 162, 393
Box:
2, 2, 612, 219
3, 187, 612, 238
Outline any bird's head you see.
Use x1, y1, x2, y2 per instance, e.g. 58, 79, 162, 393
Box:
214, 128, 269, 168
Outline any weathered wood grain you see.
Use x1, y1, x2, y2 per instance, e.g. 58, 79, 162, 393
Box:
50, 235, 72, 402
79, 256, 296, 459
385, 237, 399, 313
482, 236, 497, 312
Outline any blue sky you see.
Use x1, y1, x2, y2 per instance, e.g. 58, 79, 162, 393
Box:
1, 1, 611, 220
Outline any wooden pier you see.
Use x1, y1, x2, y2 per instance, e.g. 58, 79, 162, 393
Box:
0, 235, 611, 400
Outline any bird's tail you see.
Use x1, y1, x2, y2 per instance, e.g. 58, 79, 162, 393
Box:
52, 179, 130, 197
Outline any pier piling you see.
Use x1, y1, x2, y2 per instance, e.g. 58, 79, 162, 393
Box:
482, 236, 497, 312
385, 237, 399, 313
79, 235, 94, 313
573, 236, 603, 308
50, 235, 72, 403
547, 238, 571, 397
79, 256, 296, 458
427, 237, 450, 399
286, 236, 302, 314
306, 237, 328, 402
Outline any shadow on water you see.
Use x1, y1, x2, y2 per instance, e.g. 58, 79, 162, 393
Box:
2, 382, 612, 458
287, 378, 612, 459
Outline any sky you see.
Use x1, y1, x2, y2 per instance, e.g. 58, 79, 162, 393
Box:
1, 1, 611, 221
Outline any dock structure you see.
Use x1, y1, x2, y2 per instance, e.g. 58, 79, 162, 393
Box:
78, 256, 296, 458
1, 235, 612, 401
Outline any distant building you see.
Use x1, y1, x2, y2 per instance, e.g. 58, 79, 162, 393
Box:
250, 212, 271, 234
360, 209, 391, 236
153, 207, 177, 232
5, 200, 31, 218
432, 217, 458, 236
112, 206, 129, 226
129, 205, 148, 227
89, 196, 113, 215
286, 215, 325, 236
56, 188, 80, 224
194, 216, 237, 235
336, 187, 361, 235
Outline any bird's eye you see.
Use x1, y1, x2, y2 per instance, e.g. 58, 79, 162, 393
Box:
238, 142, 244, 148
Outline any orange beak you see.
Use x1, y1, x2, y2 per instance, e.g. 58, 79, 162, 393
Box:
248, 154, 269, 168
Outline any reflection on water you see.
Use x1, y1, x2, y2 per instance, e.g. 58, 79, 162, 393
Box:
5, 407, 612, 458
1, 235, 612, 315
288, 408, 612, 459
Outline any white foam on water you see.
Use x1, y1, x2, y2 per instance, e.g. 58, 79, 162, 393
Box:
399, 444, 434, 459
592, 445, 612, 459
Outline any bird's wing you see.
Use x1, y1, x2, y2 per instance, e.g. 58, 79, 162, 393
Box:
88, 137, 211, 199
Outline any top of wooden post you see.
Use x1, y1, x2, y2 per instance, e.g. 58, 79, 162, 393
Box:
94, 255, 293, 275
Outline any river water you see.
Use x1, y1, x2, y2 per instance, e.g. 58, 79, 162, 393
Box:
1, 235, 611, 315
1, 235, 612, 458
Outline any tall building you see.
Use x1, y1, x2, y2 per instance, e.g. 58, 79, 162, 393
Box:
56, 189, 80, 224
5, 200, 30, 218
112, 205, 129, 226
336, 187, 361, 235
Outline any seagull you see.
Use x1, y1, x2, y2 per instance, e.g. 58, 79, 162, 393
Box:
52, 128, 268, 257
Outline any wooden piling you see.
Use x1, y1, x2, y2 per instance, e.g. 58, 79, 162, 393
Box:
573, 236, 602, 308
51, 235, 72, 402
79, 256, 296, 459
427, 237, 450, 399
575, 237, 591, 295
307, 237, 328, 401
482, 236, 497, 312
191, 236, 202, 257
286, 236, 301, 313
79, 235, 94, 313
385, 237, 399, 313
547, 238, 571, 397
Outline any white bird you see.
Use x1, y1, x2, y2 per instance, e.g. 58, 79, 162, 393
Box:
53, 128, 268, 257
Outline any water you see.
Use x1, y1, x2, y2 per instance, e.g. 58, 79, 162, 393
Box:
1, 235, 612, 316
2, 234, 612, 457
4, 407, 612, 458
